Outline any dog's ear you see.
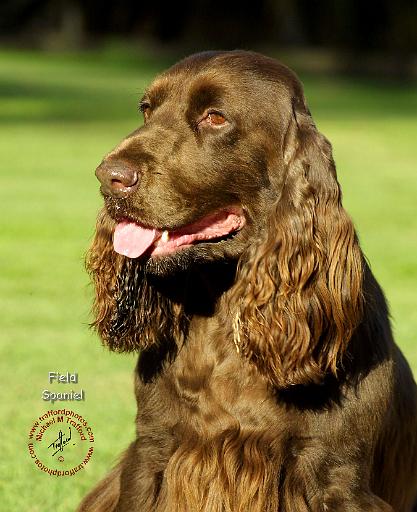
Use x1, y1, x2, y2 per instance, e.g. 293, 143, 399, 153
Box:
86, 210, 124, 348
231, 98, 364, 388
86, 210, 187, 351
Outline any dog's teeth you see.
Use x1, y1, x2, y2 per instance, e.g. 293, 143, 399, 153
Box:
161, 230, 169, 242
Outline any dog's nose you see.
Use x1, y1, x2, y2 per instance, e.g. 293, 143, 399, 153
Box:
95, 160, 139, 198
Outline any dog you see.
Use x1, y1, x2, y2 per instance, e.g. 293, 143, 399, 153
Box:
79, 50, 417, 511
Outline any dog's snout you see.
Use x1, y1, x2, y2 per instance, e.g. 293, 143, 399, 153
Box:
95, 160, 139, 198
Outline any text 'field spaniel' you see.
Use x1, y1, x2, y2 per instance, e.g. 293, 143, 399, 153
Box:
79, 51, 417, 512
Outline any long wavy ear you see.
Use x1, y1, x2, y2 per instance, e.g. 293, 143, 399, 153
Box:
231, 97, 364, 388
86, 209, 187, 351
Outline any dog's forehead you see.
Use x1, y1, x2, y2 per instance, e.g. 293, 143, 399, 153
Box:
142, 51, 304, 111
145, 63, 294, 111
146, 70, 234, 105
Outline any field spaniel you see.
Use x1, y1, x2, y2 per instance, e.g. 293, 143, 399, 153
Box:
79, 51, 417, 511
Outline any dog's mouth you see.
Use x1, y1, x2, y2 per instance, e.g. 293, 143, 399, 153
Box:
113, 207, 246, 259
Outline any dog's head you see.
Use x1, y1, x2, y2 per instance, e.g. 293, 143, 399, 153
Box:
88, 51, 364, 387
94, 51, 305, 272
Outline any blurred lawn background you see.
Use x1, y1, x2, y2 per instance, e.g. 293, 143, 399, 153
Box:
0, 45, 416, 510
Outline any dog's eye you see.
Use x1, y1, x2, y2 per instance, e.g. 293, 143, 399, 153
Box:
199, 110, 227, 128
139, 102, 151, 121
207, 112, 226, 126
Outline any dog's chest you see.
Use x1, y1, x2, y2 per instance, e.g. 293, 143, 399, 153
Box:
134, 320, 299, 510
155, 318, 285, 437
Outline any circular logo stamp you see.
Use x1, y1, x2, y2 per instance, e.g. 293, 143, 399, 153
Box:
27, 409, 94, 476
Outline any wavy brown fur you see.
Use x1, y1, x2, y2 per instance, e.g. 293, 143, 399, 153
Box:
80, 51, 417, 511
231, 101, 363, 387
86, 210, 188, 352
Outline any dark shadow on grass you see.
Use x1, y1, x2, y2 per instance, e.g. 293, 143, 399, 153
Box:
0, 78, 143, 123
300, 74, 417, 121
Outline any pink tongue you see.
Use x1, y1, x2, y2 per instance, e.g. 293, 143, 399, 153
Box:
114, 221, 158, 258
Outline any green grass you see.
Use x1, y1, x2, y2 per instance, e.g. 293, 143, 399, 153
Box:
1, 48, 416, 510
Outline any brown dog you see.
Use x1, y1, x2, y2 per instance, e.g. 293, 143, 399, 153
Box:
79, 51, 417, 511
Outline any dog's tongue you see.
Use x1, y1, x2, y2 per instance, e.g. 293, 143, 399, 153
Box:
114, 221, 158, 258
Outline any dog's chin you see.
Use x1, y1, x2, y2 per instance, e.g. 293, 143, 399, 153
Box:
143, 237, 245, 278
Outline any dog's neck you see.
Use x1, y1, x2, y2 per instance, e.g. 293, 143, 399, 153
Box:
146, 259, 238, 317
134, 260, 238, 384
